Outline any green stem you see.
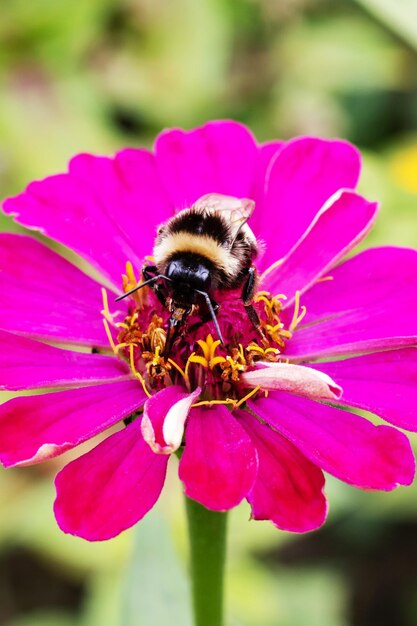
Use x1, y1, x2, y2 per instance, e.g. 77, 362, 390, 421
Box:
185, 496, 228, 626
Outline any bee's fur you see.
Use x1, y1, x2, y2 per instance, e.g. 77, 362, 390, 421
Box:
153, 208, 258, 289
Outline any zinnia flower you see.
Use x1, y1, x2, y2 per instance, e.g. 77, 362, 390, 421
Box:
0, 121, 416, 541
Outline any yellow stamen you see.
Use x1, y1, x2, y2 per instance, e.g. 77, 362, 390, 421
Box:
210, 356, 228, 368
247, 343, 266, 355
122, 262, 148, 308
188, 354, 209, 368
143, 345, 171, 379
289, 290, 307, 332
115, 342, 130, 351
226, 355, 245, 371
191, 385, 262, 410
190, 335, 227, 370
255, 290, 271, 298
192, 398, 237, 409
167, 358, 190, 387
103, 319, 117, 353
260, 257, 285, 281
101, 288, 114, 323
184, 353, 195, 382
316, 275, 334, 283
256, 292, 287, 305
236, 385, 261, 407
115, 322, 130, 330
125, 261, 137, 287
129, 344, 151, 398
246, 342, 280, 363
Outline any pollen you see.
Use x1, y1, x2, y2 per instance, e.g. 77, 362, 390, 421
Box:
254, 290, 306, 348
143, 345, 172, 380
255, 291, 287, 322
220, 346, 247, 382
116, 312, 143, 348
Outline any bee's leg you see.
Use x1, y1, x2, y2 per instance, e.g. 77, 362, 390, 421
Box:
241, 267, 266, 340
194, 290, 224, 344
211, 298, 220, 314
241, 266, 257, 304
163, 316, 178, 359
142, 265, 158, 280
142, 265, 169, 307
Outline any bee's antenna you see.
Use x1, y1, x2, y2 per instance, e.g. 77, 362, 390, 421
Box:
115, 275, 171, 302
194, 290, 224, 344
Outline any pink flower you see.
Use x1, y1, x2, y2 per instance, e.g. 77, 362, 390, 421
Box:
0, 121, 416, 541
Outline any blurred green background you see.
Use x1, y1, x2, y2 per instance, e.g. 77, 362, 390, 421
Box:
1, 1, 417, 625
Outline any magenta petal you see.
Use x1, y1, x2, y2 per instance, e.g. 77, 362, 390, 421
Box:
286, 246, 417, 359
179, 405, 258, 511
3, 150, 172, 288
54, 419, 168, 540
238, 410, 327, 532
0, 380, 145, 467
155, 121, 258, 208
0, 329, 130, 390
141, 386, 200, 454
315, 348, 417, 432
249, 393, 415, 490
70, 150, 173, 270
256, 137, 361, 269
0, 234, 108, 347
251, 140, 285, 211
261, 191, 378, 301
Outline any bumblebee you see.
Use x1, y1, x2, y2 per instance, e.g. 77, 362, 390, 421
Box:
116, 194, 262, 355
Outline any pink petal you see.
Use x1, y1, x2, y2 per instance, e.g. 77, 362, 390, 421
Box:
54, 419, 168, 540
255, 137, 361, 270
0, 380, 145, 467
286, 246, 417, 359
154, 120, 258, 208
241, 362, 341, 400
0, 234, 109, 347
250, 141, 286, 268
3, 149, 172, 288
261, 191, 378, 302
0, 329, 130, 390
252, 140, 285, 209
249, 393, 415, 490
238, 410, 327, 532
179, 405, 258, 511
315, 348, 417, 432
71, 150, 173, 269
141, 386, 200, 454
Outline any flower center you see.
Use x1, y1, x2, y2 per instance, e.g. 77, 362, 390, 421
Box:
101, 262, 306, 407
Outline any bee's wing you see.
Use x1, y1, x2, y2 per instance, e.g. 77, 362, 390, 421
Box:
193, 193, 255, 243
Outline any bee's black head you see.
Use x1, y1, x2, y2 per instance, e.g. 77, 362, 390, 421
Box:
166, 254, 211, 304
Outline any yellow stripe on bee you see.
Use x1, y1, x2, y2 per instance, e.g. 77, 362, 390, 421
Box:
153, 232, 240, 277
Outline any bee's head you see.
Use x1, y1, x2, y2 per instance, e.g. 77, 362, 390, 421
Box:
166, 254, 211, 304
